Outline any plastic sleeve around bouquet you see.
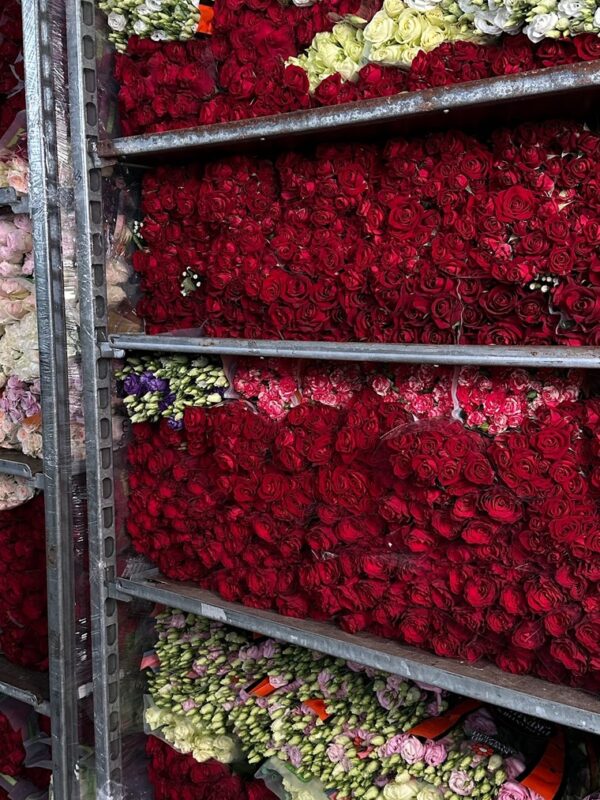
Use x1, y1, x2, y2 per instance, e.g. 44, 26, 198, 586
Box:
125, 357, 600, 691
255, 757, 328, 800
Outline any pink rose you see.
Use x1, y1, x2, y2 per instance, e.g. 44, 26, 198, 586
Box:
399, 735, 425, 765
497, 781, 540, 800
423, 740, 447, 766
449, 770, 475, 797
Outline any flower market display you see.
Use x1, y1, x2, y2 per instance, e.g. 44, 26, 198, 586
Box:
143, 611, 600, 800
0, 699, 51, 800
133, 120, 600, 346
124, 354, 600, 690
0, 494, 48, 671
146, 736, 278, 800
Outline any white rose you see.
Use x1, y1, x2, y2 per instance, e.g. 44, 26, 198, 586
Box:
383, 780, 420, 800
135, 3, 150, 14
192, 747, 213, 762
144, 706, 167, 730
338, 56, 362, 80
107, 11, 127, 30
132, 18, 149, 33
150, 29, 168, 40
557, 0, 584, 15
419, 22, 448, 50
394, 8, 425, 43
473, 10, 503, 32
333, 21, 359, 45
364, 10, 397, 44
384, 0, 408, 17
404, 0, 442, 10
416, 788, 442, 800
523, 11, 559, 40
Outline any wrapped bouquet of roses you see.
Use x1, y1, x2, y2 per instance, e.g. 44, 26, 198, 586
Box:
127, 356, 600, 689
133, 121, 600, 346
0, 494, 48, 670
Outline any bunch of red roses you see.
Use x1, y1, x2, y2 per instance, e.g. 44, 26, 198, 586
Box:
0, 494, 48, 671
0, 704, 51, 795
0, 0, 25, 138
126, 361, 600, 690
146, 736, 277, 800
115, 31, 600, 137
115, 0, 370, 137
134, 120, 600, 345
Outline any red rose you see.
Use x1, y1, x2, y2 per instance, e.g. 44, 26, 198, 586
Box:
573, 33, 600, 61
494, 186, 537, 223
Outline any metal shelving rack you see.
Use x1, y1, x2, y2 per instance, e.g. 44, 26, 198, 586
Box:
66, 4, 600, 797
11, 0, 84, 797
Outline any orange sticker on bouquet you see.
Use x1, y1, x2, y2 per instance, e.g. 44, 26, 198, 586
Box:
408, 699, 481, 740
304, 699, 330, 721
197, 5, 214, 34
248, 677, 278, 698
521, 731, 565, 800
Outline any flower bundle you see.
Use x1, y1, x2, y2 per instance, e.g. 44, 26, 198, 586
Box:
134, 121, 600, 346
0, 475, 35, 512
0, 1, 25, 138
127, 356, 600, 689
145, 612, 599, 800
100, 0, 210, 52
146, 611, 445, 797
0, 494, 48, 670
116, 353, 228, 427
146, 735, 278, 800
114, 26, 600, 137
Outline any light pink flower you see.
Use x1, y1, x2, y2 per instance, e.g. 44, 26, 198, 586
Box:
399, 735, 425, 765
448, 770, 475, 796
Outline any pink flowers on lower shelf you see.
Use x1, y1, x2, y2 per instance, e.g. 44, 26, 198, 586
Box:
125, 357, 600, 690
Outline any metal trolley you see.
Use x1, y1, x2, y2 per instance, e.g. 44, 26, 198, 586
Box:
64, 2, 600, 798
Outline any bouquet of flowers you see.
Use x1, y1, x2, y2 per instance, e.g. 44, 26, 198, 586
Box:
0, 494, 48, 670
127, 356, 600, 689
146, 735, 278, 800
0, 1, 25, 139
145, 612, 600, 800
133, 120, 600, 346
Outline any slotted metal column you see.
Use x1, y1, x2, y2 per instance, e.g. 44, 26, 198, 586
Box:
21, 0, 80, 797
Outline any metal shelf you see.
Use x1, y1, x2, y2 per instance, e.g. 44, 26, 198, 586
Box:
0, 452, 44, 489
105, 334, 600, 369
0, 188, 29, 214
96, 62, 600, 162
112, 575, 600, 735
0, 656, 50, 715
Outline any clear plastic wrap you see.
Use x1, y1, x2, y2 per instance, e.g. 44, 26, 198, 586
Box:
130, 121, 600, 345
121, 357, 600, 691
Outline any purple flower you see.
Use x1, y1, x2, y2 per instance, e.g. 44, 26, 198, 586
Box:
376, 689, 393, 710
285, 745, 302, 769
379, 734, 408, 757
449, 771, 475, 796
167, 418, 183, 430
140, 371, 168, 393
123, 374, 141, 396
464, 709, 497, 736
326, 744, 346, 764
504, 757, 527, 780
181, 699, 197, 712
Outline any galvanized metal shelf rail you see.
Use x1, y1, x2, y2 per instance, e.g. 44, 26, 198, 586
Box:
0, 188, 29, 214
113, 575, 600, 735
96, 61, 600, 162
0, 452, 44, 489
0, 657, 50, 715
105, 335, 600, 368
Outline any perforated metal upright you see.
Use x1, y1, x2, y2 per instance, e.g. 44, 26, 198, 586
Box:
21, 0, 82, 797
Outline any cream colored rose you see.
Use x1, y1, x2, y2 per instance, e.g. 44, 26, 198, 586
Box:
383, 780, 420, 800
333, 21, 359, 45
364, 10, 397, 44
383, 0, 408, 17
416, 787, 442, 800
419, 21, 448, 48
144, 706, 169, 731
393, 8, 424, 43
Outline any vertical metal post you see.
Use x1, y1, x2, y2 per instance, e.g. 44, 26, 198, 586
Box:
20, 0, 80, 798
65, 1, 123, 797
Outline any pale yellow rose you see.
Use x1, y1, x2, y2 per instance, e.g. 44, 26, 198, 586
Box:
416, 787, 442, 800
419, 21, 448, 49
338, 55, 362, 81
383, 780, 420, 800
393, 8, 424, 43
383, 0, 408, 17
364, 10, 397, 44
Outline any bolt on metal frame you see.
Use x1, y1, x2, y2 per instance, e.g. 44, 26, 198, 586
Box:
21, 0, 82, 797
66, 5, 600, 797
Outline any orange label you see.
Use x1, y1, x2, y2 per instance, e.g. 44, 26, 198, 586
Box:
521, 731, 565, 800
197, 5, 214, 34
408, 699, 481, 740
249, 677, 278, 698
304, 699, 330, 721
